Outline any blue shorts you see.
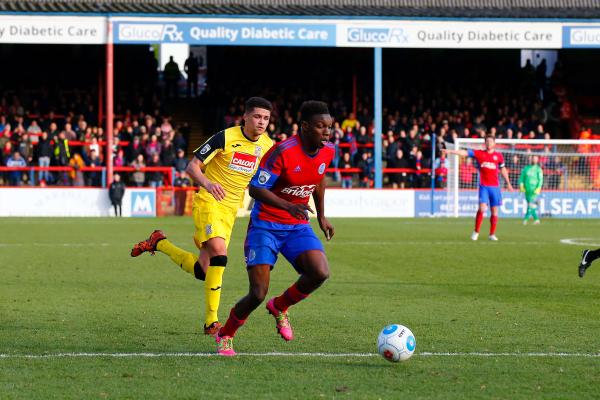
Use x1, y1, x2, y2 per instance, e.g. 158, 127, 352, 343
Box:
479, 185, 502, 207
244, 219, 324, 273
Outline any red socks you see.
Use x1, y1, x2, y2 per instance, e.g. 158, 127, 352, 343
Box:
273, 283, 308, 312
490, 215, 498, 235
475, 210, 484, 233
219, 307, 248, 338
220, 284, 310, 337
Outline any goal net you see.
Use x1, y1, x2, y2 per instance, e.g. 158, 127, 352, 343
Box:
445, 139, 600, 218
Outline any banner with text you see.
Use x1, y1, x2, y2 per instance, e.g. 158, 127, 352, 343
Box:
114, 20, 336, 46
0, 15, 105, 44
563, 25, 600, 48
336, 21, 561, 49
325, 189, 414, 218
415, 190, 600, 218
0, 188, 155, 217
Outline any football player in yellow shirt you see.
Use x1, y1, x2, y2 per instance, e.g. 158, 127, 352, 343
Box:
131, 97, 274, 335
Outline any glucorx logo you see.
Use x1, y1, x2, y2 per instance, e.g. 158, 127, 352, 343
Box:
347, 27, 408, 44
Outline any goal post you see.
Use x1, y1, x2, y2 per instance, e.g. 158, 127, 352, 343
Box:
445, 139, 600, 219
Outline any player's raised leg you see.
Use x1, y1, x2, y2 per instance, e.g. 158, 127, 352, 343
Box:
131, 230, 204, 277
579, 248, 600, 278
216, 264, 272, 356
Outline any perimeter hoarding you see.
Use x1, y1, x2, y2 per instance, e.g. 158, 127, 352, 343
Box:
113, 19, 337, 46
0, 15, 105, 44
1, 15, 599, 49
336, 21, 562, 49
415, 191, 600, 218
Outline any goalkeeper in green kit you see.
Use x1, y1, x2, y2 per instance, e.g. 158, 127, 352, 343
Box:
519, 155, 544, 225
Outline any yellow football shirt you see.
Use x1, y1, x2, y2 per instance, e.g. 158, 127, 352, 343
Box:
193, 126, 273, 210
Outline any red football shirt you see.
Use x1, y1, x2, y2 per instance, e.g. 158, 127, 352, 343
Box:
468, 149, 505, 187
250, 135, 335, 225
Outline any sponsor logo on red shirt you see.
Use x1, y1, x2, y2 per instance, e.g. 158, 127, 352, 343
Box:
281, 184, 316, 198
229, 152, 258, 174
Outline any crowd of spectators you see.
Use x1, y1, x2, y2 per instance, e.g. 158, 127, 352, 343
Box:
219, 67, 566, 189
0, 53, 587, 190
0, 90, 190, 187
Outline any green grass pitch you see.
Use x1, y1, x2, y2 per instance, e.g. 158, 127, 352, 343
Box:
1, 217, 599, 399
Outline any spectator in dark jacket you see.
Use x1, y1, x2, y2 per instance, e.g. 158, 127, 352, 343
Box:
173, 148, 188, 172
388, 149, 410, 189
108, 173, 126, 217
147, 153, 163, 187
37, 131, 53, 184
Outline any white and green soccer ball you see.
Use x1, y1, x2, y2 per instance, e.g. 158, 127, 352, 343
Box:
377, 324, 416, 362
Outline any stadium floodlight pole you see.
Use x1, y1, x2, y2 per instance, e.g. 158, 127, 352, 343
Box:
105, 20, 114, 187
374, 47, 383, 189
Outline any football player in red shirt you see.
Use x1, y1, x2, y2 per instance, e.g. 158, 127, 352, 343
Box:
444, 134, 514, 241
214, 101, 335, 356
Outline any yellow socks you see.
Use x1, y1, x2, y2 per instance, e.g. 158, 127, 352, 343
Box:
204, 256, 227, 326
156, 239, 197, 275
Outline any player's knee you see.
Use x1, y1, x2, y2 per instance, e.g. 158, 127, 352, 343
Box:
193, 261, 205, 281
250, 282, 269, 303
210, 255, 228, 267
312, 262, 330, 283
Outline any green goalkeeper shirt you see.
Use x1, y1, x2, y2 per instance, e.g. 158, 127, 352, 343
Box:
519, 164, 544, 192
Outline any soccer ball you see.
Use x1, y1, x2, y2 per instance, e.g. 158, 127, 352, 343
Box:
377, 324, 416, 362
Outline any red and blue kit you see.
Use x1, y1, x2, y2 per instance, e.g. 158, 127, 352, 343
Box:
467, 149, 505, 207
245, 135, 334, 271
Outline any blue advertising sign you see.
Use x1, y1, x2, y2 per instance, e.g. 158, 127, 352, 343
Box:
131, 190, 156, 217
562, 26, 600, 48
114, 21, 336, 47
416, 190, 600, 218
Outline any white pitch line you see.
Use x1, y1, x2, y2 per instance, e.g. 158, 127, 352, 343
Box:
560, 238, 600, 247
326, 241, 549, 245
0, 243, 110, 247
1, 352, 599, 359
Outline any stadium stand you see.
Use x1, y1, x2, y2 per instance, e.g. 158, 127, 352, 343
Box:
0, 0, 599, 18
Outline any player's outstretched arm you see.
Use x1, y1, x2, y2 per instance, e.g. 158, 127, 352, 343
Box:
442, 149, 469, 158
312, 179, 334, 241
249, 185, 313, 220
185, 157, 226, 201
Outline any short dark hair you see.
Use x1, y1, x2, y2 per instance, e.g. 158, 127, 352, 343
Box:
245, 97, 272, 113
299, 100, 330, 122
485, 133, 496, 140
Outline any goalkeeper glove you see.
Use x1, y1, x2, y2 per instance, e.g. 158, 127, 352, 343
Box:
535, 188, 541, 194
519, 184, 525, 192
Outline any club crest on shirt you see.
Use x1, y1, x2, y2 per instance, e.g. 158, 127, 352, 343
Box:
318, 163, 326, 175
200, 144, 211, 155
258, 170, 271, 185
493, 155, 498, 161
254, 146, 262, 157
